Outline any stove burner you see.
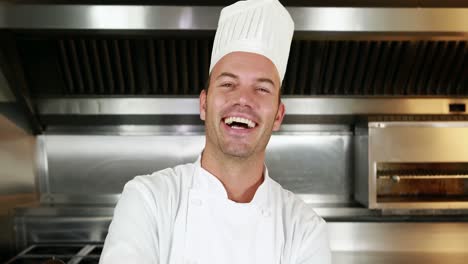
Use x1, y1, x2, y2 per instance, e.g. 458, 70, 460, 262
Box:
42, 258, 66, 264
6, 258, 72, 264
6, 244, 102, 264
28, 246, 83, 255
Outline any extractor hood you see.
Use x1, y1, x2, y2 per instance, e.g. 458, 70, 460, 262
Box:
0, 2, 467, 133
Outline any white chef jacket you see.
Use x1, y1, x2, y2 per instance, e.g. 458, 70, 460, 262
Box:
100, 159, 331, 264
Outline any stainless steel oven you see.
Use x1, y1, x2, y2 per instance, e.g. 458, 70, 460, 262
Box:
356, 122, 468, 210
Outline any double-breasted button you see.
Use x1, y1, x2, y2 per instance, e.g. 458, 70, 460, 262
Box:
260, 208, 271, 217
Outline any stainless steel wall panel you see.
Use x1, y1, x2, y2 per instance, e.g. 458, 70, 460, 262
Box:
1, 5, 467, 36
38, 98, 200, 115
40, 135, 205, 196
289, 8, 468, 35
35, 135, 49, 196
0, 116, 36, 260
0, 68, 15, 102
369, 122, 468, 162
37, 129, 354, 204
266, 134, 353, 198
36, 97, 468, 116
0, 5, 221, 31
283, 98, 468, 115
354, 125, 369, 207
0, 116, 35, 194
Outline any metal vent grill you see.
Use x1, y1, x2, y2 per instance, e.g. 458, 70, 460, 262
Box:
57, 39, 213, 95
367, 115, 468, 122
283, 40, 467, 95
51, 39, 467, 96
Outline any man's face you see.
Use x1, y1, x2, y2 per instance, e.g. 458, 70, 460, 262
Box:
200, 51, 285, 159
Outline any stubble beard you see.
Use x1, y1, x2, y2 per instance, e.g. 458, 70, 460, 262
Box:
204, 108, 278, 161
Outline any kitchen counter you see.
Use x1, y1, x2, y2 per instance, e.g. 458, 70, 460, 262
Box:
11, 205, 468, 260
332, 251, 468, 264
14, 204, 468, 221
315, 206, 468, 222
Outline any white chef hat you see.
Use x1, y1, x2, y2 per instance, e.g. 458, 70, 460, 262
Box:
209, 0, 294, 83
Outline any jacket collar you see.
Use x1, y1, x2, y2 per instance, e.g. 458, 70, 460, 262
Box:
193, 156, 271, 207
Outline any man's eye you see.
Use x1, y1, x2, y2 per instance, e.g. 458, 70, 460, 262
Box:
257, 87, 271, 93
221, 83, 234, 88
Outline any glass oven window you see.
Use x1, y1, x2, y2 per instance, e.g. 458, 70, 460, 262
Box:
377, 162, 468, 203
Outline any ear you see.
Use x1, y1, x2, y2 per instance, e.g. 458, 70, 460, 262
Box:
272, 101, 285, 131
200, 89, 207, 121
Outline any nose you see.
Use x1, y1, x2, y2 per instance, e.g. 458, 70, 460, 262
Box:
234, 85, 254, 108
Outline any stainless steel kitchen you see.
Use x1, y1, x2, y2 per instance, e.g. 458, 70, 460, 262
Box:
0, 0, 467, 263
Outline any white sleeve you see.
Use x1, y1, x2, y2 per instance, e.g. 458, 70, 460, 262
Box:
296, 216, 332, 264
100, 179, 160, 264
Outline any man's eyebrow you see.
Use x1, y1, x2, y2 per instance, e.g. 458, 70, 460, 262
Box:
215, 73, 276, 87
215, 72, 239, 80
256, 78, 275, 87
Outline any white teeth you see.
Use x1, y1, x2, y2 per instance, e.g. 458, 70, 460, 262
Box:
224, 116, 256, 128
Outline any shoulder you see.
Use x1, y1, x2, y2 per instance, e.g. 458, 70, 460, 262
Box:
120, 162, 197, 212
128, 162, 196, 195
275, 183, 322, 221
269, 178, 327, 238
103, 164, 197, 263
272, 179, 331, 264
269, 180, 331, 262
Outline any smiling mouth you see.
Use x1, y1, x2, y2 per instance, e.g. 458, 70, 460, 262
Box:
223, 116, 257, 129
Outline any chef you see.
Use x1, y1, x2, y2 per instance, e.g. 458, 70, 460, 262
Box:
100, 0, 331, 263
